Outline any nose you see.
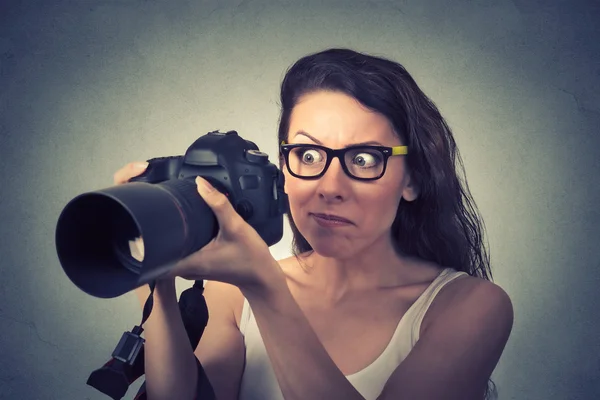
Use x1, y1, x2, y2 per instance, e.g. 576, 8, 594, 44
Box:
316, 157, 350, 203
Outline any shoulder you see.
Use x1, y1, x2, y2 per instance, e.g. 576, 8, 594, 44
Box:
423, 271, 514, 344
380, 272, 513, 399
451, 274, 513, 323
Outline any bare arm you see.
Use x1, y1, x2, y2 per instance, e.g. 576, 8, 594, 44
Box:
194, 280, 246, 400
134, 280, 198, 400
241, 264, 365, 400
134, 279, 245, 400
377, 279, 513, 400
242, 264, 513, 400
117, 163, 245, 399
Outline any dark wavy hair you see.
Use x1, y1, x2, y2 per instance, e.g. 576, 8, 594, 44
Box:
276, 48, 497, 399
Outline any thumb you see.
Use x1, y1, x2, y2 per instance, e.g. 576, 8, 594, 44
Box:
195, 176, 240, 228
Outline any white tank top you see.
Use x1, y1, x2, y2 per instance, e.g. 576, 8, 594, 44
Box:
237, 267, 468, 400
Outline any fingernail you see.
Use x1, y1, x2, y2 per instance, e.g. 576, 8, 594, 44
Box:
135, 162, 149, 169
196, 176, 214, 193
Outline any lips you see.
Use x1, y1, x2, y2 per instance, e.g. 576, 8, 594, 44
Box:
310, 213, 354, 224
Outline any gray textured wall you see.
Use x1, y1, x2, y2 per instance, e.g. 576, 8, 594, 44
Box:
1, 1, 599, 399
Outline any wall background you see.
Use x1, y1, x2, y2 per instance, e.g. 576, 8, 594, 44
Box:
1, 0, 598, 399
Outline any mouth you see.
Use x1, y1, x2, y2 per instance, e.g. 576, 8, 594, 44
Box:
310, 213, 354, 225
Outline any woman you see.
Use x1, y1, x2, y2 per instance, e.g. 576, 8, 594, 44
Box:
114, 48, 513, 400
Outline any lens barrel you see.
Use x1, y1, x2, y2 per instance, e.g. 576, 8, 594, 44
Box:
55, 180, 217, 298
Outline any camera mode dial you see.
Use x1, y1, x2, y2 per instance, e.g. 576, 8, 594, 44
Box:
245, 150, 268, 165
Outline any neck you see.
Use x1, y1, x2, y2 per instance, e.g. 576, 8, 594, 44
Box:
301, 232, 411, 304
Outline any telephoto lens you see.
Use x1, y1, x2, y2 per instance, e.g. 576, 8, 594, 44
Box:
55, 179, 217, 298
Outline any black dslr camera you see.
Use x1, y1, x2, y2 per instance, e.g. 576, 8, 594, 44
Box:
56, 129, 288, 298
54, 130, 288, 399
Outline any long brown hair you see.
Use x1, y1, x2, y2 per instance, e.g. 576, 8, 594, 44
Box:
276, 48, 497, 399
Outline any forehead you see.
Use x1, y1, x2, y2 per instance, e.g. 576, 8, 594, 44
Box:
289, 91, 399, 146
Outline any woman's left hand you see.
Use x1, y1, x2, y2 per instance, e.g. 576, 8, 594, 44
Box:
167, 176, 283, 292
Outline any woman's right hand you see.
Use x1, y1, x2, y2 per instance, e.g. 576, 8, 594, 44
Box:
113, 161, 149, 185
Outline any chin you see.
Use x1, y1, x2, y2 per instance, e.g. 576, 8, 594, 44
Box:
304, 235, 358, 260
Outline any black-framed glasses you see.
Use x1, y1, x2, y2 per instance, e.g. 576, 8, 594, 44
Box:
279, 142, 408, 181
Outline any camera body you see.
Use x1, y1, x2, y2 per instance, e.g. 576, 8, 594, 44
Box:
130, 129, 288, 246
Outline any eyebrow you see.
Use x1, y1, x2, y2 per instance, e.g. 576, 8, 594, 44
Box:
293, 130, 386, 147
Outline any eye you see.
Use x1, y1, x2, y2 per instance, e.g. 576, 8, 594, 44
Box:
352, 152, 380, 168
300, 149, 323, 164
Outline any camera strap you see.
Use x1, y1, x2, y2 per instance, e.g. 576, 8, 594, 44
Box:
133, 280, 216, 400
86, 281, 157, 400
138, 280, 157, 333
87, 280, 215, 400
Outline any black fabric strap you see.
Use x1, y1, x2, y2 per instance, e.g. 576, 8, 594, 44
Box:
132, 280, 157, 336
133, 280, 215, 400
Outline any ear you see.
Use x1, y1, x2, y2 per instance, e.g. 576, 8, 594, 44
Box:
278, 153, 285, 170
279, 155, 288, 177
401, 174, 419, 202
279, 156, 291, 192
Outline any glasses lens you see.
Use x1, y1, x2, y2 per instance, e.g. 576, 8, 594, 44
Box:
288, 146, 328, 177
344, 147, 385, 179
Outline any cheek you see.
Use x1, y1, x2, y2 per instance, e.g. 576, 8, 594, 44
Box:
283, 174, 313, 210
358, 186, 403, 225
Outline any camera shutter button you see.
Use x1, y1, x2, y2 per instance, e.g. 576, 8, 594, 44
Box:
246, 150, 269, 165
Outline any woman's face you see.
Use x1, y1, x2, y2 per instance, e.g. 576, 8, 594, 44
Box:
283, 91, 417, 258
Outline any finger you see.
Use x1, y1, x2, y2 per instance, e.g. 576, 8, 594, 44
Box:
113, 161, 149, 185
195, 176, 243, 229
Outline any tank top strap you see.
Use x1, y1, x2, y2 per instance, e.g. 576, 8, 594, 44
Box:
239, 297, 251, 336
407, 267, 469, 343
